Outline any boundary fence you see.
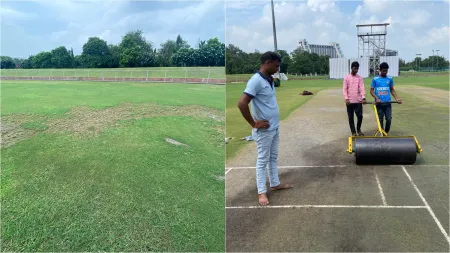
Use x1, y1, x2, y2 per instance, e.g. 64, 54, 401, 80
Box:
0, 69, 226, 85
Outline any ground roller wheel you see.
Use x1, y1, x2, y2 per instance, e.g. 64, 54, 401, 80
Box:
354, 137, 417, 165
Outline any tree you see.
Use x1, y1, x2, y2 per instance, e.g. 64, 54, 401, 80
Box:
119, 30, 156, 67
51, 46, 73, 68
32, 51, 53, 68
0, 56, 16, 69
197, 37, 224, 66
81, 37, 110, 68
157, 39, 178, 67
108, 44, 120, 68
175, 34, 190, 51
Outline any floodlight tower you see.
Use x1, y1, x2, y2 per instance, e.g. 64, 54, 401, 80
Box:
270, 0, 281, 76
356, 23, 389, 76
416, 53, 421, 71
271, 0, 278, 52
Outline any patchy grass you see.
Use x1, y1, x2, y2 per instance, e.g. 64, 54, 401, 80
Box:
225, 74, 449, 161
21, 120, 48, 131
1, 81, 225, 252
1, 80, 224, 116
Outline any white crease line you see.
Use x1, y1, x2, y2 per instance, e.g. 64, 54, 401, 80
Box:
374, 171, 387, 206
401, 165, 450, 245
226, 205, 427, 209
225, 168, 232, 175
226, 165, 347, 170
397, 165, 449, 167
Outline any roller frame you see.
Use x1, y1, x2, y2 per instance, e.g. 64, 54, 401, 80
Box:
346, 102, 423, 155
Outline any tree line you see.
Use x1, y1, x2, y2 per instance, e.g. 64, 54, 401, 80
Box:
399, 56, 449, 71
0, 30, 225, 69
226, 44, 329, 75
226, 44, 449, 75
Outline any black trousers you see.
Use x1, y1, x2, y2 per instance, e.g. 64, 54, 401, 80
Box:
376, 103, 392, 133
346, 103, 363, 133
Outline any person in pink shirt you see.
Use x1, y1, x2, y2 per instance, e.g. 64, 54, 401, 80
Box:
343, 61, 367, 136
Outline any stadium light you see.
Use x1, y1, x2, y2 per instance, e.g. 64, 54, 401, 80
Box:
270, 0, 281, 75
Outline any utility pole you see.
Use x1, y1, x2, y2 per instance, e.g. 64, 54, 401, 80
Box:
270, 0, 280, 76
436, 49, 440, 70
416, 54, 421, 72
271, 0, 278, 52
432, 50, 434, 72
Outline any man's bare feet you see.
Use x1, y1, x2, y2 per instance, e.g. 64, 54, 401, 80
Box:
258, 193, 269, 206
271, 183, 293, 191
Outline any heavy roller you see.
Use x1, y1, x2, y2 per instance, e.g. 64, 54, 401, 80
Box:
347, 101, 423, 165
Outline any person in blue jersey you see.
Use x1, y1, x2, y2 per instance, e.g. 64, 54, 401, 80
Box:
370, 62, 402, 134
237, 51, 293, 206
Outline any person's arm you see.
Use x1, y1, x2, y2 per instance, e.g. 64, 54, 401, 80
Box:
370, 78, 381, 104
390, 78, 402, 103
359, 77, 366, 103
238, 80, 269, 128
343, 77, 350, 104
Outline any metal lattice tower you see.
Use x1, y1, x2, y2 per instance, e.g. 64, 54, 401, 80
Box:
357, 23, 389, 75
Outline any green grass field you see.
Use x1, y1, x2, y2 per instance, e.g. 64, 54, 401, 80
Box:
1, 67, 225, 79
226, 75, 449, 161
1, 80, 225, 251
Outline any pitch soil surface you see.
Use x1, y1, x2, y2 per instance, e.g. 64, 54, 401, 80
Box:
225, 88, 449, 252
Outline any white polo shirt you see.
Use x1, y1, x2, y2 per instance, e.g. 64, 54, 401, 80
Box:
243, 72, 280, 131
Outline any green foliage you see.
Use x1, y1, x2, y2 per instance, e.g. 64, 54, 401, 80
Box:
226, 44, 448, 75
119, 30, 156, 67
1, 56, 16, 69
51, 46, 74, 68
5, 32, 224, 70
81, 37, 110, 68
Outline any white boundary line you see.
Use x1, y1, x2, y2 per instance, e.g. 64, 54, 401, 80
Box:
225, 168, 232, 175
226, 205, 427, 209
401, 165, 450, 245
226, 165, 347, 170
226, 164, 449, 170
374, 171, 387, 206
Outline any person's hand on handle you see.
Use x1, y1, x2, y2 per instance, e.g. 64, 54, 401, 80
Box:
396, 98, 402, 104
376, 98, 382, 104
345, 99, 350, 105
361, 98, 367, 104
253, 120, 270, 129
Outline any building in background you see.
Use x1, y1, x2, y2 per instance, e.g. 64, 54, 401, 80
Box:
297, 39, 344, 58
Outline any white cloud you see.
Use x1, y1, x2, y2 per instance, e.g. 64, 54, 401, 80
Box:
425, 26, 450, 45
0, 7, 37, 20
362, 0, 390, 13
226, 0, 449, 61
2, 0, 224, 58
307, 0, 337, 12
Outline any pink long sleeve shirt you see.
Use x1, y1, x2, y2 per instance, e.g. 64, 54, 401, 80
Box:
343, 74, 366, 103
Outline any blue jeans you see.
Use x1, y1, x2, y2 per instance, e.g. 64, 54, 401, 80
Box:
252, 127, 281, 194
376, 103, 392, 133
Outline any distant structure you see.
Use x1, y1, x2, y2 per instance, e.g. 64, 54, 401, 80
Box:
298, 39, 344, 58
356, 23, 397, 74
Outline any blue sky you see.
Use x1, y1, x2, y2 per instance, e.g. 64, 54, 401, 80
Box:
1, 0, 225, 58
226, 0, 449, 61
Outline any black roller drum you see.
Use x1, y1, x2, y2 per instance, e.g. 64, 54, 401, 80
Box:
354, 138, 417, 165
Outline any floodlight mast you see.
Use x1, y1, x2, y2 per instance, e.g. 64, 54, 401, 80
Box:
271, 0, 280, 74
356, 23, 389, 76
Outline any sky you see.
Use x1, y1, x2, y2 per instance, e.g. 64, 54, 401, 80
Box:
226, 0, 450, 62
1, 0, 225, 58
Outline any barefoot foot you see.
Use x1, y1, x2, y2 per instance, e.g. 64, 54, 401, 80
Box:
271, 183, 293, 191
258, 193, 269, 206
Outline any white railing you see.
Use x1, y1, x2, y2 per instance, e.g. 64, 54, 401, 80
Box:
0, 69, 226, 85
